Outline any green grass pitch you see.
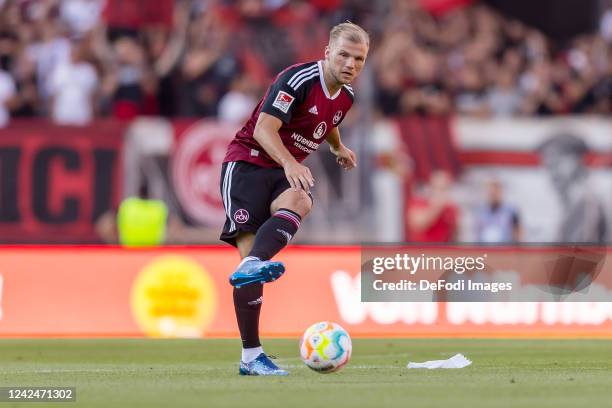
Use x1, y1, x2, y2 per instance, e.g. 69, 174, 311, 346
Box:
0, 338, 610, 408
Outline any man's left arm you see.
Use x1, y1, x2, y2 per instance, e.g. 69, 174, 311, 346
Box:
326, 127, 357, 170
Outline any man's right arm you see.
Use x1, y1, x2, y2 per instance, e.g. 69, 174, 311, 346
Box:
254, 112, 314, 192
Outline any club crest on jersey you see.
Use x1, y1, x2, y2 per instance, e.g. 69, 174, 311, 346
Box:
234, 209, 250, 224
272, 91, 295, 113
333, 110, 343, 124
313, 121, 327, 139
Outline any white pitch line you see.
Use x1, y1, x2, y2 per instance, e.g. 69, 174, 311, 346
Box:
0, 367, 229, 374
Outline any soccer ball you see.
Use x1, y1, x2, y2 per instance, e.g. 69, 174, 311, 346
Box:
300, 321, 352, 373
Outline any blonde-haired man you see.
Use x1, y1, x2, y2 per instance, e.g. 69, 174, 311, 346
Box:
219, 22, 369, 375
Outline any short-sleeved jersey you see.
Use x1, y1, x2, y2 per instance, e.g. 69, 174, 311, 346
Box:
223, 60, 355, 168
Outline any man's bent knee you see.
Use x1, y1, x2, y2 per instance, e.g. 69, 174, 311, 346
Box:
271, 189, 312, 218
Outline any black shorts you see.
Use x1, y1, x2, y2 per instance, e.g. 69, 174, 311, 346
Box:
219, 161, 292, 247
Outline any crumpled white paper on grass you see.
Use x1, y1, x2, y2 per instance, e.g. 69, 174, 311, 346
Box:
407, 353, 472, 369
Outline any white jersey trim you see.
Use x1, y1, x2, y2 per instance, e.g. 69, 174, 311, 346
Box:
292, 71, 319, 90
317, 60, 342, 100
222, 161, 237, 232
287, 64, 318, 88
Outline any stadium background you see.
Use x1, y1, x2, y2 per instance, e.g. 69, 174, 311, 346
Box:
0, 0, 611, 338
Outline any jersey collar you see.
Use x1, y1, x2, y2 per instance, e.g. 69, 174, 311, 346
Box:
318, 60, 342, 100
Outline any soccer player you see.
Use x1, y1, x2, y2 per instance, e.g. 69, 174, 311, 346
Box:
219, 22, 369, 375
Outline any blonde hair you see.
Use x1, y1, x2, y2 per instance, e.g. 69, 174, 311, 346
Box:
329, 21, 369, 47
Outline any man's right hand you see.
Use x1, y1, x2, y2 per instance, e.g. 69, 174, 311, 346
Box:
283, 160, 315, 192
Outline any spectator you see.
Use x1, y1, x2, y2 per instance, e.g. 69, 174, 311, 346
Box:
48, 39, 98, 125
0, 30, 17, 72
218, 73, 258, 125
406, 170, 458, 242
102, 35, 157, 119
96, 181, 169, 247
60, 0, 104, 37
374, 31, 410, 115
475, 178, 522, 243
602, 8, 612, 42
402, 50, 451, 115
117, 182, 169, 247
26, 20, 72, 100
11, 49, 40, 117
486, 68, 522, 116
0, 65, 16, 127
454, 65, 489, 116
178, 10, 240, 117
0, 29, 17, 126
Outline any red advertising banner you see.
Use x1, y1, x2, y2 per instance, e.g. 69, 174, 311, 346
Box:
0, 246, 610, 338
0, 120, 125, 243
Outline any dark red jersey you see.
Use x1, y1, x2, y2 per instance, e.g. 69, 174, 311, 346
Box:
223, 60, 355, 168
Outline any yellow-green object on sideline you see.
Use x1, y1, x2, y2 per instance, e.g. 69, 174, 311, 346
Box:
117, 197, 168, 247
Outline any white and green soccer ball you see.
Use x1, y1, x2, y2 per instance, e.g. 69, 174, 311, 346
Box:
300, 321, 352, 373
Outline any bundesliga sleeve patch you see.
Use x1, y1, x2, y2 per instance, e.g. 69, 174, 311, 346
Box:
272, 91, 295, 113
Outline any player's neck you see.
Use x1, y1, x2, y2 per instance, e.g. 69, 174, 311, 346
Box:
321, 61, 342, 96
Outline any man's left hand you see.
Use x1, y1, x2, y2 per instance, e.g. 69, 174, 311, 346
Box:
331, 144, 357, 170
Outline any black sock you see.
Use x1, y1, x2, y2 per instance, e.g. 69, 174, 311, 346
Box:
248, 208, 301, 260
233, 284, 264, 349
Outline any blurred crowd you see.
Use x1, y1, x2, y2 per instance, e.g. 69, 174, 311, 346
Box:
0, 0, 610, 128
0, 0, 352, 126
375, 1, 612, 116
